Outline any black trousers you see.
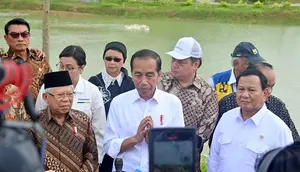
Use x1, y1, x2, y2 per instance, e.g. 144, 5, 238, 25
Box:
100, 154, 114, 172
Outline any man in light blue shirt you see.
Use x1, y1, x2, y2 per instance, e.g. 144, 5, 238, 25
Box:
208, 67, 293, 172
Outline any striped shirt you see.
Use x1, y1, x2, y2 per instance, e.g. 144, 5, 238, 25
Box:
31, 108, 99, 172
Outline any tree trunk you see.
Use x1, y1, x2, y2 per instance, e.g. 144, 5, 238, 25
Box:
43, 0, 50, 61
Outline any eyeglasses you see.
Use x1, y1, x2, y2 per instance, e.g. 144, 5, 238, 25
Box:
47, 92, 75, 100
56, 61, 80, 72
8, 32, 31, 39
105, 56, 122, 63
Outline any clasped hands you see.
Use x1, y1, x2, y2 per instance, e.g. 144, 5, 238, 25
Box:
134, 116, 153, 144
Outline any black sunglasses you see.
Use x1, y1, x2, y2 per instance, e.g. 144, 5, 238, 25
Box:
105, 56, 122, 63
8, 32, 31, 39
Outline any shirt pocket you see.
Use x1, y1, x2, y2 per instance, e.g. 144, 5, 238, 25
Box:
217, 134, 233, 160
246, 142, 270, 154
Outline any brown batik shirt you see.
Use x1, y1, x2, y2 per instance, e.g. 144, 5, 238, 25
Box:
31, 108, 99, 172
158, 72, 219, 143
1, 48, 51, 120
1, 48, 51, 102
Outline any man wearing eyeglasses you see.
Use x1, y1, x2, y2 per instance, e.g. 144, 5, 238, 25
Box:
31, 71, 99, 171
89, 41, 135, 172
1, 18, 51, 121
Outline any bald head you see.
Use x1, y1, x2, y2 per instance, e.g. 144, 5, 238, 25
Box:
255, 62, 276, 95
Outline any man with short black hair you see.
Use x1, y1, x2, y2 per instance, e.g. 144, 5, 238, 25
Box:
214, 62, 299, 142
1, 18, 51, 121
104, 49, 185, 172
208, 67, 293, 172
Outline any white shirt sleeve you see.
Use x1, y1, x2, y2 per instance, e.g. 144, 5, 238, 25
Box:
207, 77, 215, 89
90, 86, 107, 163
35, 84, 48, 111
208, 120, 221, 172
104, 99, 126, 159
172, 98, 185, 127
276, 124, 294, 147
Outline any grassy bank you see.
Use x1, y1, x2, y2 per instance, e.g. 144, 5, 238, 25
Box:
1, 0, 300, 25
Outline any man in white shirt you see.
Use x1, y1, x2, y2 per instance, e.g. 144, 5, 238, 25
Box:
208, 66, 293, 172
104, 49, 185, 172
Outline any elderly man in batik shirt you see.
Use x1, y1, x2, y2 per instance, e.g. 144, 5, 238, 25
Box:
31, 71, 99, 172
158, 37, 218, 172
1, 18, 51, 120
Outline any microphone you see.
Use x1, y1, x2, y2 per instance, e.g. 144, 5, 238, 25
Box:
115, 158, 123, 172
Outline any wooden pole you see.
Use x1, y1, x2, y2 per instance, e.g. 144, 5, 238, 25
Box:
43, 0, 50, 61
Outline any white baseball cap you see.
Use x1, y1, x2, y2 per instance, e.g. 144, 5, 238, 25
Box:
166, 37, 202, 60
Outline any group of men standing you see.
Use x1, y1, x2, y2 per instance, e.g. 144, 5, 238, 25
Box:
0, 17, 298, 172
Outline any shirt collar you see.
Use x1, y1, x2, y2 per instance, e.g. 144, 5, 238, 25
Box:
74, 76, 84, 93
237, 104, 267, 126
131, 88, 162, 104
168, 72, 203, 90
6, 48, 31, 61
228, 68, 236, 85
102, 71, 124, 88
46, 107, 73, 123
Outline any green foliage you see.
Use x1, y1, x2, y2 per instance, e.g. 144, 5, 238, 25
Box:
254, 0, 264, 7
237, 0, 247, 6
201, 155, 208, 172
183, 0, 194, 6
282, 1, 292, 7
220, 1, 231, 7
101, 2, 119, 7
154, 0, 175, 4
272, 2, 280, 7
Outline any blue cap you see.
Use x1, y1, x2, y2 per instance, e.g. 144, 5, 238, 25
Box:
231, 42, 265, 63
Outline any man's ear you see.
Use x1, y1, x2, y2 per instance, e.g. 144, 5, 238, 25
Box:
42, 93, 49, 105
263, 88, 270, 101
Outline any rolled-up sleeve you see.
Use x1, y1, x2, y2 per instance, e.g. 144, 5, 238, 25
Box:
91, 86, 107, 163
104, 100, 126, 158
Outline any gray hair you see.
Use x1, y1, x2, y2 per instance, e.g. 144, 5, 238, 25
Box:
231, 57, 247, 67
44, 87, 53, 94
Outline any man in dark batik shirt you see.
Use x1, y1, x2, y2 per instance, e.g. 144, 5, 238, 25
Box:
209, 62, 299, 147
31, 71, 98, 172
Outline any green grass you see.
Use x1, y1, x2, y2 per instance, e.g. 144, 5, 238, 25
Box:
201, 154, 208, 172
1, 0, 300, 25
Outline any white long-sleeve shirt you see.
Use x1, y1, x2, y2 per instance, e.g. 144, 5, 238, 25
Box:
208, 104, 293, 172
35, 76, 106, 163
104, 89, 185, 172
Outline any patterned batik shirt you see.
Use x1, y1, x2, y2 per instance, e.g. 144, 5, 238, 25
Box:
31, 108, 99, 172
2, 48, 51, 103
218, 93, 300, 141
158, 72, 219, 142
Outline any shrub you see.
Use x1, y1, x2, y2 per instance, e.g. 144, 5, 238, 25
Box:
272, 2, 280, 7
237, 0, 247, 6
183, 0, 194, 6
282, 1, 292, 7
220, 1, 230, 7
254, 0, 263, 7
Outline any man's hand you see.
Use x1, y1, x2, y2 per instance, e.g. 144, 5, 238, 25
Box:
30, 48, 46, 60
144, 116, 154, 144
134, 116, 153, 143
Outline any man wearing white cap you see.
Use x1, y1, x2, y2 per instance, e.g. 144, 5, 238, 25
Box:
158, 37, 219, 172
